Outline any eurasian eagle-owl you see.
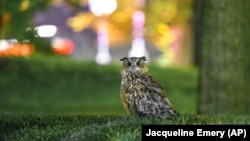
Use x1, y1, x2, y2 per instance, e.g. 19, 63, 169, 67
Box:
120, 56, 178, 119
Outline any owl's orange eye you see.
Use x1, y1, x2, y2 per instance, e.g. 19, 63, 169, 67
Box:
136, 61, 141, 66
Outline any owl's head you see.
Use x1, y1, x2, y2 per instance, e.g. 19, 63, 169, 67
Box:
120, 56, 148, 74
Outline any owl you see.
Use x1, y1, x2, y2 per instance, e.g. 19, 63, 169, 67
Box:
120, 56, 179, 119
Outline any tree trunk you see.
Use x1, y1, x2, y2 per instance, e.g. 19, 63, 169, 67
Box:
198, 0, 250, 114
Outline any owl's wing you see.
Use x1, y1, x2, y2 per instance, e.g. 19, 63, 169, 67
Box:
138, 74, 173, 105
120, 92, 130, 114
148, 75, 175, 107
135, 74, 178, 119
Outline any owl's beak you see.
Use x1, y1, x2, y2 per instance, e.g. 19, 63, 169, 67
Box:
131, 66, 136, 70
133, 66, 142, 72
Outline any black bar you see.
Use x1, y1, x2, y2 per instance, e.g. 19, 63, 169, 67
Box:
142, 125, 250, 141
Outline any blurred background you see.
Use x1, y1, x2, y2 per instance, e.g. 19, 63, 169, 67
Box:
0, 0, 249, 115
0, 0, 194, 66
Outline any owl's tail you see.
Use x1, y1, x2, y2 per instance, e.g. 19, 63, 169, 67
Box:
162, 107, 179, 119
162, 98, 180, 119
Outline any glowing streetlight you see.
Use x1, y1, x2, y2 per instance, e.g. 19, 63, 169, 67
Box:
89, 0, 117, 17
34, 25, 57, 38
128, 0, 149, 62
88, 0, 117, 65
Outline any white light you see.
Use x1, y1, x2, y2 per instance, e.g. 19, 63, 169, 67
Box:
35, 25, 57, 38
95, 51, 112, 65
0, 40, 10, 51
128, 37, 150, 62
89, 0, 117, 16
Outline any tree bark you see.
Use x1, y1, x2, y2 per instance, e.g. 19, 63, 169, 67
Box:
198, 0, 250, 114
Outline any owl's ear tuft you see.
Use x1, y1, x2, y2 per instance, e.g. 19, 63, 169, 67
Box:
140, 56, 147, 61
120, 57, 128, 61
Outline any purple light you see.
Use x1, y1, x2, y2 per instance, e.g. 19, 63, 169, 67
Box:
133, 11, 145, 27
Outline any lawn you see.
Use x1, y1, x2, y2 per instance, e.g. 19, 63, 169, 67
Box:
1, 113, 249, 140
0, 54, 197, 114
0, 54, 249, 140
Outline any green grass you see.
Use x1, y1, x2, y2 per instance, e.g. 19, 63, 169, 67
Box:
1, 54, 248, 140
1, 113, 249, 141
0, 54, 197, 114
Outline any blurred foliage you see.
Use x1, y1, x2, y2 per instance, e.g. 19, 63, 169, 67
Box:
1, 0, 50, 38
145, 0, 193, 50
1, 0, 193, 52
0, 54, 197, 114
108, 0, 194, 49
1, 0, 51, 52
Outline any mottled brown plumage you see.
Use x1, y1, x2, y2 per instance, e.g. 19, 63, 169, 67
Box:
120, 56, 178, 119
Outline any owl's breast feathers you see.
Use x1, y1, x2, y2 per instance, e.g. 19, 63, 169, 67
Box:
120, 72, 179, 119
